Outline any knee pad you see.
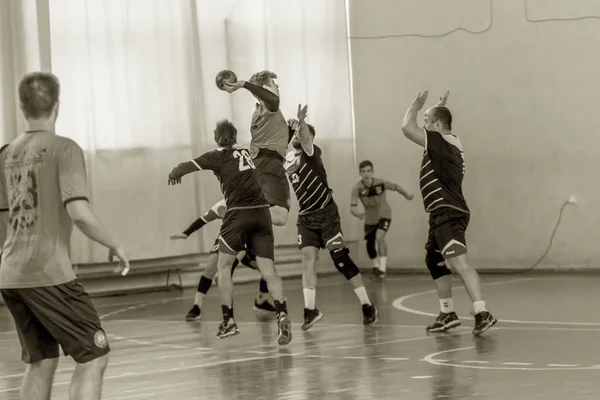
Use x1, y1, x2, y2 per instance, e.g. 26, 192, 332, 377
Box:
366, 234, 377, 259
426, 250, 452, 280
330, 248, 360, 280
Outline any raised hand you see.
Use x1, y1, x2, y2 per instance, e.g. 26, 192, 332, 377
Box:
287, 118, 300, 131
411, 90, 429, 111
437, 91, 450, 107
170, 233, 188, 240
297, 104, 308, 122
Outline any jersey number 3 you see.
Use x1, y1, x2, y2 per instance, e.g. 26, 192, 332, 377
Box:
233, 150, 256, 172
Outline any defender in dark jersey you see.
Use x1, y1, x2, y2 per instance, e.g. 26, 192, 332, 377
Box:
170, 199, 276, 321
168, 119, 292, 345
284, 105, 377, 330
401, 90, 496, 336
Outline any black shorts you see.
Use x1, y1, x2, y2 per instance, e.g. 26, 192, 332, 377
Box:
209, 237, 219, 255
297, 201, 346, 251
253, 150, 291, 210
1, 280, 110, 364
364, 218, 392, 239
219, 206, 274, 260
425, 207, 470, 259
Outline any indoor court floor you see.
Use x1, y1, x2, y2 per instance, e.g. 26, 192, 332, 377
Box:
1, 273, 599, 399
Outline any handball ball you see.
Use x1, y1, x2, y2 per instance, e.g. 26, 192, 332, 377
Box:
216, 70, 237, 90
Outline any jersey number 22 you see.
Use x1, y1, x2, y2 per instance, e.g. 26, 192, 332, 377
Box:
233, 150, 256, 171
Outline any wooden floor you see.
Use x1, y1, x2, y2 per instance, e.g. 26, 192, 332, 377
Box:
1, 273, 600, 399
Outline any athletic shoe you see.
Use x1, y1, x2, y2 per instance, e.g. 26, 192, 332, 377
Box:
276, 313, 292, 345
253, 299, 277, 313
185, 305, 201, 321
426, 312, 461, 332
472, 311, 497, 336
301, 308, 324, 331
217, 318, 240, 339
362, 304, 378, 326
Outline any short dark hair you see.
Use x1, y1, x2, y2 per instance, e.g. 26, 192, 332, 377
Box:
431, 107, 452, 130
214, 119, 237, 148
18, 72, 60, 120
359, 160, 373, 170
307, 124, 316, 137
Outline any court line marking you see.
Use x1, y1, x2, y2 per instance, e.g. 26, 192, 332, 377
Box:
392, 277, 600, 326
422, 346, 600, 371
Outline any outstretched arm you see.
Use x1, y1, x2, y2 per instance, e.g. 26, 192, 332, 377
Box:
383, 180, 413, 200
168, 153, 218, 185
222, 80, 280, 112
296, 105, 314, 156
174, 199, 226, 239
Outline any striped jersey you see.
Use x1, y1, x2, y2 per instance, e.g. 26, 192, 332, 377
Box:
191, 147, 268, 211
283, 144, 331, 215
419, 130, 469, 214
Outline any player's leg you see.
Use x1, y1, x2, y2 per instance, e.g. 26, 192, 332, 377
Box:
1, 289, 60, 400
186, 240, 219, 321
326, 235, 378, 326
297, 225, 324, 331
424, 215, 460, 332
374, 218, 391, 276
216, 249, 242, 338
12, 282, 111, 400
250, 207, 292, 345
240, 251, 276, 314
439, 212, 497, 335
364, 225, 379, 274
254, 155, 290, 226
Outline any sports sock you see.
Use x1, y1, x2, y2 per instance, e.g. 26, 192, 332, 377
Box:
353, 286, 371, 305
303, 288, 316, 309
372, 257, 380, 268
379, 256, 387, 272
259, 279, 269, 294
440, 298, 454, 313
473, 301, 487, 314
221, 305, 233, 321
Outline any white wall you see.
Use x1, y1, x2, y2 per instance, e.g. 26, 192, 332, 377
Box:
348, 0, 600, 268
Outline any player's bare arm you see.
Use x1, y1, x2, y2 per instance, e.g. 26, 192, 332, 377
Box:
436, 91, 450, 107
350, 187, 364, 219
66, 200, 130, 276
402, 90, 429, 147
171, 199, 226, 240
384, 180, 414, 200
296, 104, 314, 156
223, 80, 280, 112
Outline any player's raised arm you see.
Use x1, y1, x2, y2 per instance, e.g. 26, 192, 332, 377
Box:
402, 90, 429, 147
383, 180, 414, 200
223, 71, 280, 112
296, 104, 314, 156
171, 199, 227, 240
436, 91, 450, 107
350, 187, 364, 219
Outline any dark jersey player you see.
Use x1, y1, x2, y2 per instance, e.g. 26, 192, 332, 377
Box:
170, 199, 277, 321
168, 119, 292, 345
284, 105, 378, 330
351, 161, 413, 278
401, 90, 497, 336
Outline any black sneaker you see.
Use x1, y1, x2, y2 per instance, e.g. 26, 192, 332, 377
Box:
472, 311, 497, 336
301, 308, 324, 331
362, 304, 378, 326
372, 268, 385, 278
217, 318, 240, 339
253, 299, 277, 314
426, 312, 461, 332
185, 305, 201, 321
276, 313, 292, 345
